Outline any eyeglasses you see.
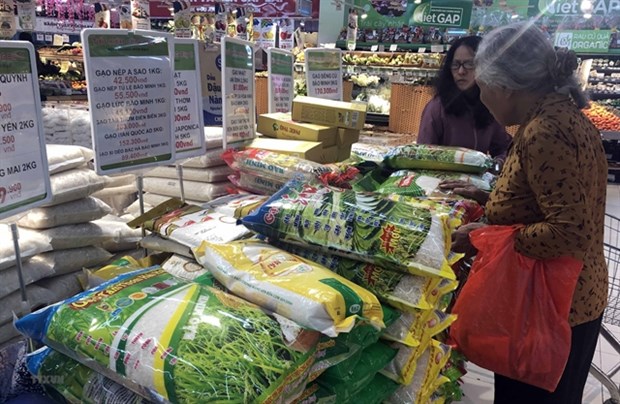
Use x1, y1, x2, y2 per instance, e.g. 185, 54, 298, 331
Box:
450, 61, 475, 71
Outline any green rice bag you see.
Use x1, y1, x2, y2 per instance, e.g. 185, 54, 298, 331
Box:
384, 144, 493, 174
351, 167, 393, 193
349, 373, 400, 404
242, 178, 456, 280
15, 267, 320, 404
27, 346, 149, 404
376, 169, 491, 198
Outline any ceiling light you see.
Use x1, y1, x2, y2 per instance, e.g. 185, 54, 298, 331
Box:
361, 12, 367, 19
583, 12, 592, 18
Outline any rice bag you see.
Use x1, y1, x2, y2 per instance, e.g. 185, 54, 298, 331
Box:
351, 166, 393, 192
15, 267, 320, 404
349, 373, 400, 404
193, 240, 384, 337
130, 199, 252, 249
85, 254, 167, 288
180, 148, 225, 168
387, 195, 485, 226
46, 144, 94, 175
384, 144, 493, 174
17, 197, 112, 229
223, 148, 334, 183
242, 178, 456, 279
139, 234, 193, 258
386, 340, 451, 402
199, 193, 269, 218
376, 169, 491, 198
382, 339, 451, 386
161, 254, 208, 282
382, 308, 456, 348
42, 168, 107, 207
351, 143, 391, 163
145, 165, 233, 183
229, 172, 286, 195
270, 241, 442, 312
27, 346, 150, 404
142, 177, 231, 202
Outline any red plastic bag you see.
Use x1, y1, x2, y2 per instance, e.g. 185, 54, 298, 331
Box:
450, 225, 583, 392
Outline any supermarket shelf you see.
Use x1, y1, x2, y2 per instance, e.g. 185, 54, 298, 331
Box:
590, 92, 620, 100
590, 77, 620, 84
366, 112, 389, 125
39, 52, 84, 63
591, 67, 620, 74
336, 40, 446, 52
45, 95, 88, 102
603, 131, 620, 141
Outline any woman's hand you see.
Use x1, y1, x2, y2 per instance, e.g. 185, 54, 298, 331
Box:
451, 222, 487, 257
439, 180, 490, 205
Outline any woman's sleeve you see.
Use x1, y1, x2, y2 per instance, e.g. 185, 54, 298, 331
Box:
514, 124, 593, 261
488, 124, 512, 161
417, 99, 442, 145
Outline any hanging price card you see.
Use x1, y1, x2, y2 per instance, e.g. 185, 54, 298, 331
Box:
0, 41, 51, 219
267, 48, 294, 113
82, 29, 175, 175
173, 39, 206, 159
221, 37, 255, 148
304, 48, 342, 101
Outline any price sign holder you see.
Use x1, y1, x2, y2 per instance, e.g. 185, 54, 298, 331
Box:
0, 40, 53, 324
304, 48, 343, 101
221, 37, 256, 149
267, 48, 294, 113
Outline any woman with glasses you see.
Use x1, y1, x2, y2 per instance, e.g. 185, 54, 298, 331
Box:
418, 36, 511, 161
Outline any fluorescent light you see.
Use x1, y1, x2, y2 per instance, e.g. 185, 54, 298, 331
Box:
511, 13, 518, 19
361, 12, 367, 19
583, 12, 592, 18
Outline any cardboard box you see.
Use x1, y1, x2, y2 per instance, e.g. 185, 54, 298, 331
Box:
292, 96, 367, 130
337, 144, 353, 162
248, 137, 335, 163
337, 128, 360, 147
257, 112, 337, 147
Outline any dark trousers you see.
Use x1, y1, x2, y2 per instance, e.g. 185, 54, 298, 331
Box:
494, 315, 603, 404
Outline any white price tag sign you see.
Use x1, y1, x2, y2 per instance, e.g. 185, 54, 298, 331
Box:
267, 48, 294, 113
389, 44, 397, 52
371, 45, 378, 52
418, 47, 426, 53
222, 37, 256, 149
304, 48, 342, 101
172, 39, 206, 159
431, 44, 444, 53
0, 41, 51, 219
82, 29, 176, 175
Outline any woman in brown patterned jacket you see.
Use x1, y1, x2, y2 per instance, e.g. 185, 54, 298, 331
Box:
448, 22, 608, 403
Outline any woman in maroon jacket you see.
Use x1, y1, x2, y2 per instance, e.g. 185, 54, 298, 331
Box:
418, 36, 511, 162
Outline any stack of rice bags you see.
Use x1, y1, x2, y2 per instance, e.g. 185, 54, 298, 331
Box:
41, 105, 92, 147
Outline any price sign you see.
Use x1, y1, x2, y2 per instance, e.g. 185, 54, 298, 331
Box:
389, 44, 397, 52
370, 45, 378, 52
267, 48, 294, 113
431, 44, 444, 53
0, 41, 51, 219
222, 37, 256, 148
173, 39, 206, 159
418, 47, 427, 53
82, 29, 175, 175
304, 48, 342, 101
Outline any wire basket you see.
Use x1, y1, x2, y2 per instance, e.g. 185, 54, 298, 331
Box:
604, 214, 620, 325
389, 84, 434, 137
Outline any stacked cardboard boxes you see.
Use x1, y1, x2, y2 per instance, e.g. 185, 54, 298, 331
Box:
254, 97, 367, 164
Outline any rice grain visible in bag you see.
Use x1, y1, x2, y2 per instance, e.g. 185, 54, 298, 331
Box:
17, 197, 112, 229
142, 177, 230, 202
0, 225, 52, 271
46, 144, 94, 175
145, 165, 233, 183
193, 240, 385, 337
42, 168, 106, 207
162, 254, 208, 281
384, 144, 493, 174
242, 179, 455, 279
180, 148, 225, 168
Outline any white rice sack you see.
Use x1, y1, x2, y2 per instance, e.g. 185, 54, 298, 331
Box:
36, 272, 84, 304
140, 234, 193, 257
351, 143, 391, 163
38, 222, 126, 250
92, 215, 143, 252
229, 171, 285, 195
204, 126, 223, 148
91, 184, 138, 215
101, 173, 136, 188
162, 254, 208, 281
0, 247, 112, 300
181, 148, 225, 168
0, 284, 55, 326
0, 322, 20, 346
145, 165, 233, 183
142, 177, 231, 202
42, 168, 106, 207
16, 197, 112, 229
46, 144, 94, 175
0, 225, 52, 271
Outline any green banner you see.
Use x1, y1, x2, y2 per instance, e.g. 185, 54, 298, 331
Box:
174, 43, 196, 71
88, 34, 169, 58
356, 0, 472, 29
554, 30, 612, 53
225, 41, 253, 70
307, 51, 341, 71
0, 48, 31, 74
271, 52, 293, 76
538, 0, 620, 16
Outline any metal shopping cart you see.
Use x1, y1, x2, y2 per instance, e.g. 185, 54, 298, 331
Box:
590, 213, 620, 404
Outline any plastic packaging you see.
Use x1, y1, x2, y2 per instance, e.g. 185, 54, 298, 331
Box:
384, 144, 493, 174
145, 165, 233, 183
46, 144, 94, 175
16, 197, 111, 229
42, 168, 106, 207
142, 177, 231, 202
376, 169, 491, 198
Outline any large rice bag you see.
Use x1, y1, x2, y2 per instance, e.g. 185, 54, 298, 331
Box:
376, 169, 491, 198
242, 179, 456, 279
27, 346, 150, 404
180, 148, 225, 168
193, 240, 385, 337
17, 197, 112, 229
42, 168, 106, 207
145, 165, 233, 183
382, 339, 451, 386
384, 144, 493, 174
350, 143, 391, 163
131, 199, 252, 249
382, 308, 456, 348
229, 171, 286, 195
0, 225, 52, 271
270, 240, 447, 312
15, 267, 320, 404
46, 144, 94, 175
139, 234, 193, 258
142, 177, 230, 202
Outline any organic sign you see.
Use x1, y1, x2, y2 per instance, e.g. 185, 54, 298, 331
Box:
82, 30, 175, 174
554, 30, 612, 53
0, 42, 51, 219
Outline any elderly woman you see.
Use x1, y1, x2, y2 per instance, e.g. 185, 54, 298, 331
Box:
448, 22, 608, 403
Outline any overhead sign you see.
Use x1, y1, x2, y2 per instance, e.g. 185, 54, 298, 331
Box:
355, 0, 472, 29
538, 0, 620, 15
82, 29, 175, 174
0, 41, 52, 219
555, 30, 612, 53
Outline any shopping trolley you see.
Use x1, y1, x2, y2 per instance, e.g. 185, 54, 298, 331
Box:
590, 213, 620, 404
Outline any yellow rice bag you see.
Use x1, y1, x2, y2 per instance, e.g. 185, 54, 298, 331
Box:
193, 240, 385, 337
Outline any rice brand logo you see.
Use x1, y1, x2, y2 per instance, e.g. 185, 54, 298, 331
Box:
398, 174, 415, 188
272, 123, 280, 132
379, 224, 399, 254
264, 206, 280, 224
555, 32, 574, 48
349, 304, 361, 314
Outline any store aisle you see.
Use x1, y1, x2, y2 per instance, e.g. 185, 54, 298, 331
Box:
457, 184, 620, 403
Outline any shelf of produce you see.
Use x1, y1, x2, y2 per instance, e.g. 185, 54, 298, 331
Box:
589, 77, 620, 84
45, 95, 88, 102
39, 52, 84, 63
590, 92, 620, 100
294, 63, 439, 74
590, 67, 620, 74
336, 40, 446, 52
602, 131, 620, 141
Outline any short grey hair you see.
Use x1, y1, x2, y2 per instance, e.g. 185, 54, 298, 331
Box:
475, 22, 588, 109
